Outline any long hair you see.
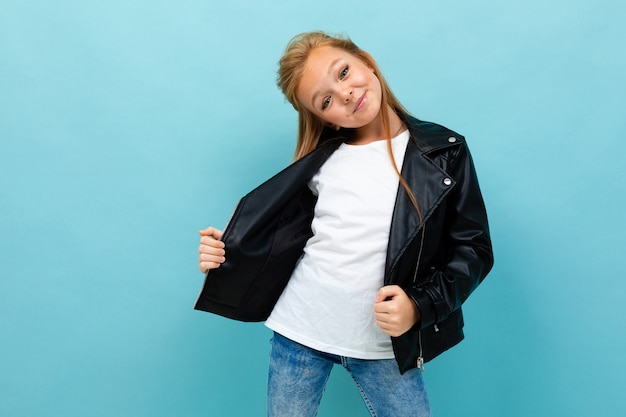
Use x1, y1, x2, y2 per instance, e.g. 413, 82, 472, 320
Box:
276, 31, 422, 221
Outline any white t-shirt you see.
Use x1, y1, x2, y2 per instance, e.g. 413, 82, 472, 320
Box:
265, 130, 410, 359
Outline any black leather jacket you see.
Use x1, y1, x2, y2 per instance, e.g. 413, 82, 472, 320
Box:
195, 115, 493, 373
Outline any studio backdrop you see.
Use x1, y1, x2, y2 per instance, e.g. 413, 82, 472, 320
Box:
1, 0, 625, 416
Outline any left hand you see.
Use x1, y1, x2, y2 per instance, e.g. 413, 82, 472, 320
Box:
373, 285, 421, 337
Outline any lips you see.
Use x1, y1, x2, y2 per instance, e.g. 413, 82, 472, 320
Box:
353, 92, 366, 113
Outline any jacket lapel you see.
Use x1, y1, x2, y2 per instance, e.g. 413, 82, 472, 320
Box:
384, 130, 456, 279
240, 139, 342, 213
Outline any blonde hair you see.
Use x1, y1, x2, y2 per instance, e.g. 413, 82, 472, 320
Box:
277, 31, 422, 221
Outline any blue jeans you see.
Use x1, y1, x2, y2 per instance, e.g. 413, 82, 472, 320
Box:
267, 332, 432, 417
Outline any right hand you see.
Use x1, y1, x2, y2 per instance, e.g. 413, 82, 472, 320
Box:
198, 227, 225, 273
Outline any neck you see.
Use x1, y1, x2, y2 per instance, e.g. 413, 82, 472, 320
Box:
351, 106, 404, 145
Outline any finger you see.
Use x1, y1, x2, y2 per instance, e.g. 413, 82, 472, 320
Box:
374, 317, 397, 336
199, 260, 223, 273
198, 244, 225, 257
199, 236, 225, 248
375, 311, 406, 335
198, 252, 226, 270
375, 285, 402, 303
373, 302, 388, 314
373, 301, 400, 316
199, 250, 225, 261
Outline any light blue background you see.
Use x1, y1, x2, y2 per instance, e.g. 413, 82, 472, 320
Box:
1, 0, 625, 416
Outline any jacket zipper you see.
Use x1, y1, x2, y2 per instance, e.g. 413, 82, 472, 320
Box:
417, 330, 424, 371
413, 224, 426, 370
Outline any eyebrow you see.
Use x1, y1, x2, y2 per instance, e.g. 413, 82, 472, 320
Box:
310, 57, 343, 109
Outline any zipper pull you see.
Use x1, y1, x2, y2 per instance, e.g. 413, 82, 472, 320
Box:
417, 356, 424, 371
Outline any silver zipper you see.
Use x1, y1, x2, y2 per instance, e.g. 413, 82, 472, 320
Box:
417, 330, 424, 371
414, 223, 426, 370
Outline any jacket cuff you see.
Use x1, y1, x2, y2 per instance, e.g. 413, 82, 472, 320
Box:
406, 286, 438, 329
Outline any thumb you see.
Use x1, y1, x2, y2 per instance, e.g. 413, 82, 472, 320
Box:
375, 285, 401, 303
198, 227, 223, 240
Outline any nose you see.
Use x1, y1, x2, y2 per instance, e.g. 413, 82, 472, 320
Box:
341, 88, 353, 103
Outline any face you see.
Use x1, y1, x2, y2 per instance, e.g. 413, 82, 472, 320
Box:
296, 46, 383, 131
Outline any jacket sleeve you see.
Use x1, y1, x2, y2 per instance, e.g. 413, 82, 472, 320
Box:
406, 143, 494, 329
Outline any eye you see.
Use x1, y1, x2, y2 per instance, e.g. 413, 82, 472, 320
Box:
321, 96, 331, 110
339, 66, 349, 80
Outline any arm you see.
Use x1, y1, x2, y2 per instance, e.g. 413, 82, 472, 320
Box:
406, 143, 494, 329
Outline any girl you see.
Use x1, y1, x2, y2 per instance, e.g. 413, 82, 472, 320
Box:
196, 31, 493, 417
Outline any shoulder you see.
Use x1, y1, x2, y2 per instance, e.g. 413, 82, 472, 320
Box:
404, 115, 466, 154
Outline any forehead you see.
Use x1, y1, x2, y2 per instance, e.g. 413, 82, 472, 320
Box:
304, 46, 350, 71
